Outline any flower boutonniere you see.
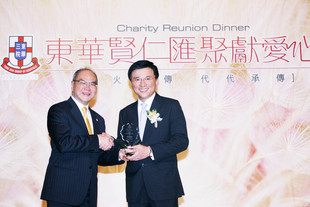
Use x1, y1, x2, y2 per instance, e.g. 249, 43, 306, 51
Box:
147, 109, 163, 128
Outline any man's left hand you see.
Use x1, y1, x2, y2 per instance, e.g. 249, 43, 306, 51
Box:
125, 145, 151, 161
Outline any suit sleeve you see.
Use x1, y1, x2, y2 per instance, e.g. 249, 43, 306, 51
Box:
97, 141, 124, 166
116, 110, 125, 142
47, 104, 100, 153
150, 100, 189, 162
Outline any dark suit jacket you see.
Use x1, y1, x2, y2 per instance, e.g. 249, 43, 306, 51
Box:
117, 94, 189, 202
41, 97, 122, 206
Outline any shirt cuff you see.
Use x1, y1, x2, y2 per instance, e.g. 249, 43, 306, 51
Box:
149, 147, 155, 160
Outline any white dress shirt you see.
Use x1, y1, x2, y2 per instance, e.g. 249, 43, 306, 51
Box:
137, 93, 156, 159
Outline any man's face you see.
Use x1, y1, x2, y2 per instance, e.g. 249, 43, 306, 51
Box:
71, 70, 97, 105
131, 67, 158, 102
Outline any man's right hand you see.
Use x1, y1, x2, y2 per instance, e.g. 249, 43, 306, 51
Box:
98, 132, 114, 151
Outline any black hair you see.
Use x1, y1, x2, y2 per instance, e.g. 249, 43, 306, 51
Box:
128, 60, 159, 80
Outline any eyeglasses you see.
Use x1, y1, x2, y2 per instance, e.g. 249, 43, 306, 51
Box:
73, 79, 97, 88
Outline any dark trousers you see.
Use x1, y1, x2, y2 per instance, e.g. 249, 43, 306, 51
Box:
128, 182, 178, 207
47, 186, 92, 207
47, 197, 91, 207
128, 199, 178, 207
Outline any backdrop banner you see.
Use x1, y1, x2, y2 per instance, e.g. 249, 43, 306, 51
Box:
1, 0, 310, 206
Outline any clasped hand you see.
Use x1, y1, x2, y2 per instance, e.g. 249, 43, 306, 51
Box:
119, 144, 151, 161
98, 132, 114, 151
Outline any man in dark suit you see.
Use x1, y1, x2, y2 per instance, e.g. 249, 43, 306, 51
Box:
41, 68, 123, 207
118, 60, 189, 207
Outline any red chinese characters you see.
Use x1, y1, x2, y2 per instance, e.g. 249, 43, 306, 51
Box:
45, 35, 310, 66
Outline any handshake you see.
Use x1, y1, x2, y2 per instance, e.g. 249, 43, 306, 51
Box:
97, 132, 114, 151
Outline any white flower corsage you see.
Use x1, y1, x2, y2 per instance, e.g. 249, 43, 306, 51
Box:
147, 109, 163, 128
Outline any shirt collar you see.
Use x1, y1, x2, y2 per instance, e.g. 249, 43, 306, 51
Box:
71, 96, 89, 111
138, 93, 156, 109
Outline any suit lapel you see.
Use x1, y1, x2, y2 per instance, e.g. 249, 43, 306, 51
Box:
90, 109, 100, 134
129, 102, 139, 127
142, 94, 161, 143
149, 93, 161, 112
68, 97, 90, 135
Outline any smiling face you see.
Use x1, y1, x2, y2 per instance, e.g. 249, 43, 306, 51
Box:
71, 69, 97, 105
130, 67, 158, 102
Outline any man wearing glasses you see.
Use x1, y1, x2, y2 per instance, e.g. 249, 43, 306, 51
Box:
41, 68, 123, 207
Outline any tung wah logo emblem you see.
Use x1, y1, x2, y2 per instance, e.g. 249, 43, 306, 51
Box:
1, 36, 40, 74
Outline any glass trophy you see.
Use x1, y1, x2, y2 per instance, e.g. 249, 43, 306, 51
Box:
118, 123, 141, 154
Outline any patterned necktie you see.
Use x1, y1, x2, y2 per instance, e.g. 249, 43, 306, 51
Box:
139, 103, 147, 140
82, 107, 92, 135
